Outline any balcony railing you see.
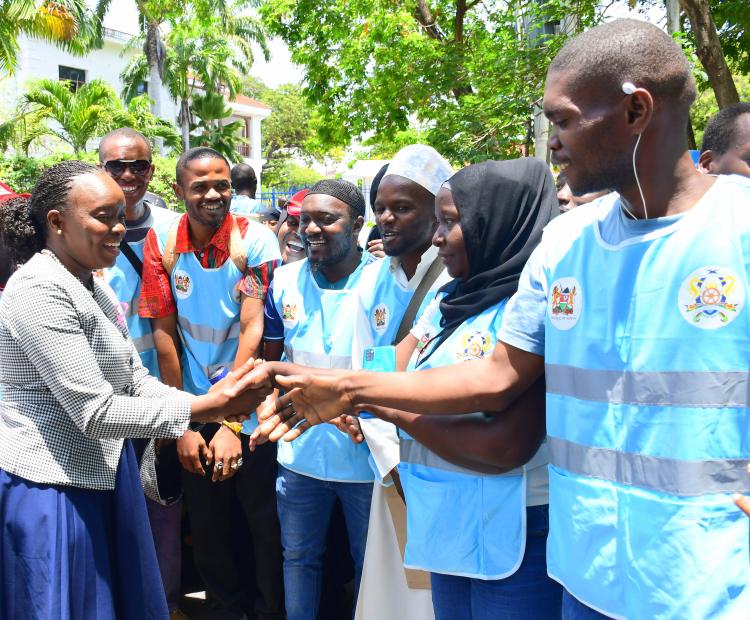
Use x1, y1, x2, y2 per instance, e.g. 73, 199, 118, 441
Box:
235, 143, 251, 158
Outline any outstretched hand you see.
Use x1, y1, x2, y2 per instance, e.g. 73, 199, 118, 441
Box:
249, 372, 354, 444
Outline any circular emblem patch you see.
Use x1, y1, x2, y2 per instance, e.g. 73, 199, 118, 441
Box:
455, 330, 492, 362
281, 298, 300, 328
173, 269, 193, 300
372, 303, 389, 333
548, 277, 582, 330
678, 265, 744, 329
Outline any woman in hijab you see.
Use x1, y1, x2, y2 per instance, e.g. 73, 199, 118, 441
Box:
381, 159, 561, 619
254, 158, 561, 619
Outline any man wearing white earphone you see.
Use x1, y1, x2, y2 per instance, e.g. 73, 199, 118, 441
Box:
250, 17, 750, 620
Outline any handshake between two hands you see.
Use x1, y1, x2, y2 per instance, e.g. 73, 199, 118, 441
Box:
209, 358, 356, 446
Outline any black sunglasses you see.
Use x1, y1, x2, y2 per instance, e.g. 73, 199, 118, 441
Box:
103, 159, 152, 177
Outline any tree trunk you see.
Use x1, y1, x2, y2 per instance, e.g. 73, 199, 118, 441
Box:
678, 0, 739, 109
180, 97, 190, 152
145, 21, 166, 154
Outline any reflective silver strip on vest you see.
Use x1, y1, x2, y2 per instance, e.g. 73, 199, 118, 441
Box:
400, 436, 523, 477
548, 436, 750, 496
178, 316, 241, 346
131, 333, 155, 354
284, 346, 351, 370
546, 364, 750, 408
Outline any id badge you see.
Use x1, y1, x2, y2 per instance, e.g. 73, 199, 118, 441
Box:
360, 346, 396, 419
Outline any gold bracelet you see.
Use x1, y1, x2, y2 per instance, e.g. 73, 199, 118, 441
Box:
222, 420, 243, 434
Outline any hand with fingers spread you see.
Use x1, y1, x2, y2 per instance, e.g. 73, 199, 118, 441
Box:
250, 372, 355, 444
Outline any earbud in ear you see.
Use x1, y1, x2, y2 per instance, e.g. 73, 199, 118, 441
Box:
622, 82, 636, 95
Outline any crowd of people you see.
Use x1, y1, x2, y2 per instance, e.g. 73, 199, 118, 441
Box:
1, 16, 750, 620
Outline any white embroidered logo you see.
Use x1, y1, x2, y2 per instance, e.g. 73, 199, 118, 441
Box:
372, 303, 389, 333
678, 265, 744, 329
173, 269, 193, 300
548, 277, 582, 330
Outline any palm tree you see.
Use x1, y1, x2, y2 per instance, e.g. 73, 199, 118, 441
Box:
190, 91, 246, 163
20, 78, 121, 153
0, 0, 107, 76
121, 0, 269, 151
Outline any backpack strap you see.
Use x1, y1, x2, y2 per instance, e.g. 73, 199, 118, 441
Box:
392, 257, 445, 345
160, 217, 182, 277
228, 214, 247, 275
161, 214, 247, 277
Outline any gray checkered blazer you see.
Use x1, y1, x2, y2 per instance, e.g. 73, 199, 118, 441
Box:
0, 251, 192, 491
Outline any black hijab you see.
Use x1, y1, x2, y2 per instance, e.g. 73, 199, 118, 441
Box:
421, 158, 559, 363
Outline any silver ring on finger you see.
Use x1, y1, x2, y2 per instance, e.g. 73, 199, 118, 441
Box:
215, 461, 224, 470
231, 461, 240, 471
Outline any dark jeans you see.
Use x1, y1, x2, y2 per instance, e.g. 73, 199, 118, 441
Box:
561, 589, 612, 619
183, 432, 284, 620
430, 505, 562, 620
276, 465, 373, 620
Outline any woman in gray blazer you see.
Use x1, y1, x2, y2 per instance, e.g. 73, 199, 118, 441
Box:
0, 161, 267, 619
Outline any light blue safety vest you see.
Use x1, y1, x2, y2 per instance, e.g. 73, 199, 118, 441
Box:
105, 205, 178, 377
543, 180, 750, 619
399, 296, 542, 579
152, 215, 280, 395
272, 257, 374, 482
356, 255, 445, 351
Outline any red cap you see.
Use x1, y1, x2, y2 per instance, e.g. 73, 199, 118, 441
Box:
0, 181, 30, 202
285, 189, 310, 217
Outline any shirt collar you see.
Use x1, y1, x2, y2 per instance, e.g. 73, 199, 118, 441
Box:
174, 211, 234, 254
389, 244, 440, 290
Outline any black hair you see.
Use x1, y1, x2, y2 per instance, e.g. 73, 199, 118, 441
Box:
230, 163, 258, 195
549, 18, 696, 110
98, 127, 152, 161
175, 146, 230, 185
700, 102, 750, 155
308, 179, 366, 218
0, 160, 98, 264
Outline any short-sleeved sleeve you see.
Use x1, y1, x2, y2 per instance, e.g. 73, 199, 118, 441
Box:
409, 293, 441, 342
237, 222, 283, 300
262, 280, 284, 341
139, 228, 177, 319
498, 243, 548, 356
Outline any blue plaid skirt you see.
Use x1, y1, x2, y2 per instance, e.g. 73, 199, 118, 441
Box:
0, 440, 168, 619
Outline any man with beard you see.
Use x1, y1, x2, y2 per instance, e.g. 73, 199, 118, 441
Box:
248, 19, 750, 620
261, 180, 375, 620
140, 147, 283, 620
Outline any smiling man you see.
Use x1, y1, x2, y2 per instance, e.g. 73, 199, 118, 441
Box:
250, 19, 750, 620
140, 147, 283, 620
261, 179, 376, 620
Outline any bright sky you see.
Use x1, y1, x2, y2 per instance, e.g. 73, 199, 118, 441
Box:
98, 0, 304, 88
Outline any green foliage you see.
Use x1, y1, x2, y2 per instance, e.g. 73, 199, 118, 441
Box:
0, 151, 183, 211
0, 0, 106, 76
259, 0, 603, 163
705, 0, 749, 76
0, 79, 180, 155
691, 74, 750, 149
17, 78, 124, 154
189, 92, 246, 163
120, 95, 181, 150
262, 160, 322, 189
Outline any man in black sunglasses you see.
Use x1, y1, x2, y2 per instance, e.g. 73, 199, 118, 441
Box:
98, 127, 185, 619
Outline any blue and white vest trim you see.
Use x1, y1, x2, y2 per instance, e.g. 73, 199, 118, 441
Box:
271, 257, 374, 483
543, 179, 750, 619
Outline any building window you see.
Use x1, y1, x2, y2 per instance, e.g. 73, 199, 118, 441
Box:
58, 66, 85, 92
136, 81, 148, 96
